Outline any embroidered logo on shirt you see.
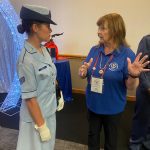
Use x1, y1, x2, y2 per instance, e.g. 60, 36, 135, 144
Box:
19, 76, 25, 85
109, 62, 118, 71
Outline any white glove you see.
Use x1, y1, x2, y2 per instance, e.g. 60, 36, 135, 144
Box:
57, 91, 64, 111
35, 122, 51, 142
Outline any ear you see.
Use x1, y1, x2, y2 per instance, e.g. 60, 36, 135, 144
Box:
32, 23, 39, 33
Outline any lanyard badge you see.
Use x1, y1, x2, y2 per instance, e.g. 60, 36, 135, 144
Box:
91, 77, 103, 93
91, 52, 113, 94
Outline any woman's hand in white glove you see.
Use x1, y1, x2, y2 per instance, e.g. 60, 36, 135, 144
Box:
35, 121, 51, 142
57, 91, 64, 111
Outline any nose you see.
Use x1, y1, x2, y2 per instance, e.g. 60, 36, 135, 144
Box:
97, 29, 101, 37
49, 27, 52, 33
98, 28, 102, 34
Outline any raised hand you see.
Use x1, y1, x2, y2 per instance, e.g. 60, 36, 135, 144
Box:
127, 53, 150, 77
79, 58, 93, 77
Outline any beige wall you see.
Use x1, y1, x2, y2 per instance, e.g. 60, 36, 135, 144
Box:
9, 0, 144, 96
69, 59, 87, 90
10, 0, 150, 55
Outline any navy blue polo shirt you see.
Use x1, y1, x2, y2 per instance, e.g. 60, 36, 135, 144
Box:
85, 45, 135, 115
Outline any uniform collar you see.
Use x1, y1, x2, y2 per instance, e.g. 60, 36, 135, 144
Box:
24, 40, 51, 65
24, 40, 37, 54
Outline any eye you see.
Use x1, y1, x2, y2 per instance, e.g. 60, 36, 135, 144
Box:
99, 25, 108, 31
43, 23, 50, 29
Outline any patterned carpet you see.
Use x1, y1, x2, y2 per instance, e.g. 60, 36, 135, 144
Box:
0, 93, 134, 150
0, 126, 89, 150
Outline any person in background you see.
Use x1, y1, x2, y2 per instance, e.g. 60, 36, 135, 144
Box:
129, 35, 150, 150
16, 4, 63, 150
79, 13, 150, 150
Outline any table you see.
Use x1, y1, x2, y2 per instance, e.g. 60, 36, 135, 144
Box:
55, 59, 73, 102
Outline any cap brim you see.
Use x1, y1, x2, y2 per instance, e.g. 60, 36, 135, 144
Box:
50, 19, 57, 25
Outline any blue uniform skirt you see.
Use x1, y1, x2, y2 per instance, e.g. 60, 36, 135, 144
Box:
16, 113, 56, 150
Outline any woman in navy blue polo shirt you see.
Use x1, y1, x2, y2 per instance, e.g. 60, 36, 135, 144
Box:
79, 13, 150, 150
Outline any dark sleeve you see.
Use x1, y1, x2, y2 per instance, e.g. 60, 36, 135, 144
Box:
137, 35, 150, 91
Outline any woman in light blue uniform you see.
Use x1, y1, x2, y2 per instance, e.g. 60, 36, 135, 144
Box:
16, 4, 62, 150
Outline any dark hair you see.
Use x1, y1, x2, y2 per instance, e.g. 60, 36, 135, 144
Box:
17, 20, 45, 34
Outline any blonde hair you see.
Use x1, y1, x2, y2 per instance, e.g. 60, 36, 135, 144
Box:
97, 13, 129, 48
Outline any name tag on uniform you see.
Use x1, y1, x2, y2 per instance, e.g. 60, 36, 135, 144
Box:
91, 77, 103, 94
39, 66, 47, 71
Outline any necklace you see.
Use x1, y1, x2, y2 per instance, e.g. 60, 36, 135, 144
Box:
99, 53, 114, 75
99, 53, 104, 74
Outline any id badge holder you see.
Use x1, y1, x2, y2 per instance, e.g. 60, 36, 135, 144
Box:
91, 76, 104, 94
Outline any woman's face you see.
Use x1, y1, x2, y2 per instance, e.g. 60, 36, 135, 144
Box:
33, 23, 52, 42
98, 22, 112, 44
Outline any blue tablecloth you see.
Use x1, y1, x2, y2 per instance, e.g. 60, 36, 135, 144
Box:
55, 59, 73, 102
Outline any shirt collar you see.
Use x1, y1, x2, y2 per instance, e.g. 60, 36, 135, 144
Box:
24, 40, 52, 65
24, 40, 38, 54
98, 44, 123, 56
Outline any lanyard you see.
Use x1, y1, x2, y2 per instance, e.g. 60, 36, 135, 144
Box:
91, 52, 114, 78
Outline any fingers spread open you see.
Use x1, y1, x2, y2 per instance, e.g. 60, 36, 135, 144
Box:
142, 61, 150, 68
142, 68, 150, 72
135, 53, 142, 62
127, 57, 131, 65
139, 55, 149, 64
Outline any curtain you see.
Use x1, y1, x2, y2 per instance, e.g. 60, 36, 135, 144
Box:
0, 13, 17, 93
